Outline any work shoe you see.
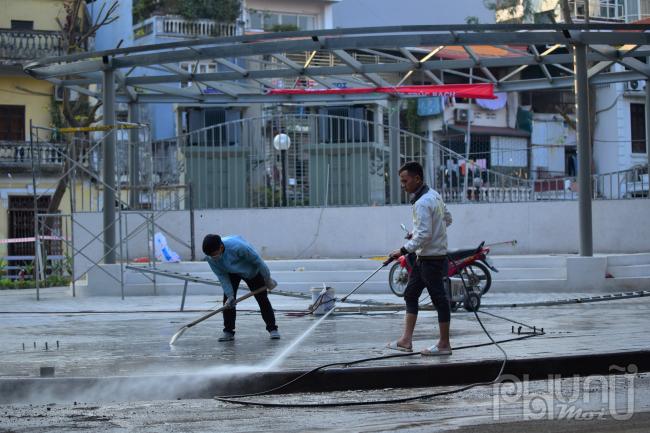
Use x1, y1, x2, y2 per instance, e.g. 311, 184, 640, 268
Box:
269, 330, 281, 340
218, 331, 235, 342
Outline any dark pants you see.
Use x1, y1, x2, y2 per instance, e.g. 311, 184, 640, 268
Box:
223, 272, 277, 334
404, 257, 451, 323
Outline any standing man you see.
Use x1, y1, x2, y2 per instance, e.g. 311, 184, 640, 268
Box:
202, 234, 281, 342
387, 161, 453, 356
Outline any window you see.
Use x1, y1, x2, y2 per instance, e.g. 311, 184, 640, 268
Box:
630, 103, 646, 154
599, 0, 624, 19
0, 105, 25, 141
247, 9, 316, 31
11, 20, 34, 30
179, 62, 217, 88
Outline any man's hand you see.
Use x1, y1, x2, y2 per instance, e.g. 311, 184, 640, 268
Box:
389, 249, 403, 259
225, 296, 236, 309
264, 278, 278, 291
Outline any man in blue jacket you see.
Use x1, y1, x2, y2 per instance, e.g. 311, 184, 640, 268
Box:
202, 234, 280, 342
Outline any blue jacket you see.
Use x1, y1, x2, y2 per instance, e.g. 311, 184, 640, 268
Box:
205, 235, 271, 298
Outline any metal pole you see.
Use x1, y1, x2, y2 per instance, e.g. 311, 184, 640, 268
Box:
574, 43, 593, 256
463, 68, 473, 202
189, 182, 195, 261
29, 120, 40, 301
388, 98, 401, 204
425, 139, 434, 187
69, 138, 77, 297
128, 102, 140, 209
645, 67, 650, 188
281, 149, 288, 206
103, 65, 117, 264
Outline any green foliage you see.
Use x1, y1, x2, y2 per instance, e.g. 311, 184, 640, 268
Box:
404, 99, 420, 135
0, 258, 6, 277
49, 94, 65, 142
465, 16, 480, 25
23, 261, 35, 280
483, 0, 534, 23
133, 0, 241, 24
0, 276, 71, 290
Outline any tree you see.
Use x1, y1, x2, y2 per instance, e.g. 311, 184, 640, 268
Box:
133, 0, 241, 25
47, 0, 119, 215
483, 0, 534, 23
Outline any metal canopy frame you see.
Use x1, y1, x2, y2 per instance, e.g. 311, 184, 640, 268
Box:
23, 23, 650, 259
24, 23, 650, 104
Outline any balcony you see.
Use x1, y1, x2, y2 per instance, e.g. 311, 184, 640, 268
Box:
0, 30, 63, 64
133, 15, 241, 41
0, 141, 65, 173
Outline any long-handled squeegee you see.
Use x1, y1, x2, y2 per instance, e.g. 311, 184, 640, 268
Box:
169, 285, 270, 346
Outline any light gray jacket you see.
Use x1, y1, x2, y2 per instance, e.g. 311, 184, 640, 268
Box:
403, 186, 452, 257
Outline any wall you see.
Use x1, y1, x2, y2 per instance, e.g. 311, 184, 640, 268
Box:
0, 0, 66, 30
0, 77, 54, 140
593, 81, 623, 175
334, 0, 494, 27
71, 200, 650, 268
90, 0, 134, 51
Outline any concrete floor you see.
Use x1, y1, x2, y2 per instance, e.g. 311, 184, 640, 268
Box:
1, 286, 649, 432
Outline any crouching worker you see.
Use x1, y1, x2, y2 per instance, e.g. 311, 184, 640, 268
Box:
202, 234, 280, 342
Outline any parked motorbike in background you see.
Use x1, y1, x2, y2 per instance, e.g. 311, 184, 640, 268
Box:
388, 225, 506, 311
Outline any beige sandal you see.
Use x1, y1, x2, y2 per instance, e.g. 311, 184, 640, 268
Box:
386, 341, 413, 352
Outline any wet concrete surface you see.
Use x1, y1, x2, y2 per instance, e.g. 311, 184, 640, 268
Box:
1, 286, 649, 431
1, 374, 649, 432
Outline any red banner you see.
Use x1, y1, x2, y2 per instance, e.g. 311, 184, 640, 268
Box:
267, 83, 496, 99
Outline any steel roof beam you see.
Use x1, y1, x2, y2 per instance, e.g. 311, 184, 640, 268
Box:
398, 47, 443, 85
50, 46, 650, 90
497, 69, 646, 92
270, 54, 336, 89
331, 49, 389, 87
23, 24, 650, 69
117, 69, 648, 102
34, 30, 645, 79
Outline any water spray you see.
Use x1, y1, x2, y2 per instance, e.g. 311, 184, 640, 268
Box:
266, 258, 393, 369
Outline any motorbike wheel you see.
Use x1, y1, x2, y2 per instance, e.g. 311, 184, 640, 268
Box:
388, 262, 408, 297
461, 262, 492, 295
463, 292, 481, 312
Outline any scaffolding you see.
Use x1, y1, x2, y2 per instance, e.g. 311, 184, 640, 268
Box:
28, 120, 159, 300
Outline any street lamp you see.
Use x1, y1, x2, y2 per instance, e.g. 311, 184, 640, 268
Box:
273, 132, 291, 206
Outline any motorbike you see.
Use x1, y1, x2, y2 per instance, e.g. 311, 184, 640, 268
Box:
388, 225, 503, 312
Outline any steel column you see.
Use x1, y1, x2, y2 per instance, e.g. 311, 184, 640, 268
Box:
574, 43, 593, 256
388, 99, 401, 204
128, 102, 140, 209
103, 66, 117, 264
646, 71, 650, 183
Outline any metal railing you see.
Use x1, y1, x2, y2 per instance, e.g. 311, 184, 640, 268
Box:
0, 29, 62, 62
133, 15, 240, 40
148, 114, 650, 208
148, 114, 539, 208
0, 140, 66, 170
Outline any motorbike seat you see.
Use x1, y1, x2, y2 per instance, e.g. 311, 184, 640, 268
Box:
447, 247, 480, 261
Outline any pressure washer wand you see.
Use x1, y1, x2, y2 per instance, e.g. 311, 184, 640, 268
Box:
339, 258, 393, 303
169, 285, 270, 346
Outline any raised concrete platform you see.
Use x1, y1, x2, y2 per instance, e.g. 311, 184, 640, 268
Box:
81, 253, 650, 297
2, 350, 649, 403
